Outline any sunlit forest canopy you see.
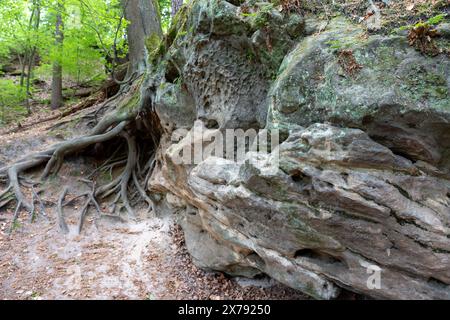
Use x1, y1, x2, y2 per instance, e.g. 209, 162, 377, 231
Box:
0, 0, 173, 124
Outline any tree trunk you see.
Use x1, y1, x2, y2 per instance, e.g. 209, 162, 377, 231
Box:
51, 3, 64, 110
123, 0, 162, 76
25, 0, 41, 114
19, 54, 26, 87
171, 0, 183, 17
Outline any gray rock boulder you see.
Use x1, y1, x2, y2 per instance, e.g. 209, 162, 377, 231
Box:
148, 1, 450, 299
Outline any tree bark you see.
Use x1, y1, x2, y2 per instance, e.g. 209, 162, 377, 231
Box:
51, 2, 64, 110
19, 53, 26, 87
26, 0, 41, 114
171, 0, 183, 17
123, 0, 162, 76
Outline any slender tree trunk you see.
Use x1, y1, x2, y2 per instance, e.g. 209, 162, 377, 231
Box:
25, 52, 35, 114
0, 100, 4, 124
51, 2, 64, 110
171, 0, 183, 17
123, 0, 162, 77
19, 54, 26, 87
25, 0, 41, 114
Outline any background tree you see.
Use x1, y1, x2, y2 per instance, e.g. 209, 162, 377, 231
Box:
0, 0, 130, 117
50, 0, 65, 110
77, 0, 129, 83
24, 0, 42, 113
123, 0, 162, 77
0, 0, 44, 119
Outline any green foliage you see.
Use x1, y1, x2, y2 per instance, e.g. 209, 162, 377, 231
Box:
326, 39, 357, 51
0, 79, 27, 125
398, 13, 447, 31
146, 32, 165, 64
159, 0, 172, 32
427, 14, 446, 26
0, 0, 174, 123
166, 2, 191, 47
30, 292, 42, 300
36, 25, 107, 84
0, 0, 127, 86
246, 3, 275, 29
326, 40, 345, 50
74, 0, 128, 75
0, 0, 177, 85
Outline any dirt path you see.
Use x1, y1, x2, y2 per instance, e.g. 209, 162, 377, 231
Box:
0, 205, 307, 300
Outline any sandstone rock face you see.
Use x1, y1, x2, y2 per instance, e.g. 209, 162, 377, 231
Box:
268, 17, 450, 171
149, 0, 450, 299
154, 0, 304, 131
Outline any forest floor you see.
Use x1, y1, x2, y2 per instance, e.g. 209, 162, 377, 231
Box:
0, 94, 309, 301
0, 205, 307, 300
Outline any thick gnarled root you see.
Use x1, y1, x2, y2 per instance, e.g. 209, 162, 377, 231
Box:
41, 121, 128, 179
0, 153, 53, 218
0, 105, 158, 234
94, 131, 137, 218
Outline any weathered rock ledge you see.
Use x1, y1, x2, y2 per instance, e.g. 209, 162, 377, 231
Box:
147, 0, 450, 299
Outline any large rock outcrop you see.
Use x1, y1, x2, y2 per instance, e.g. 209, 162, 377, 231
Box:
148, 0, 450, 299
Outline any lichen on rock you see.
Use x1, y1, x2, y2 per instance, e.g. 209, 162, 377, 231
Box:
147, 0, 450, 299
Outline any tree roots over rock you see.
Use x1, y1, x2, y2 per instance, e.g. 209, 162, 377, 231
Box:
0, 79, 161, 234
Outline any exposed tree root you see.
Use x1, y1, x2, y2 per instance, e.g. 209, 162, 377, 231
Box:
87, 145, 126, 179
0, 186, 12, 203
9, 201, 23, 235
119, 132, 137, 217
41, 121, 128, 179
57, 186, 70, 234
0, 79, 161, 234
77, 183, 102, 234
133, 170, 153, 212
32, 186, 48, 220
2, 153, 54, 213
